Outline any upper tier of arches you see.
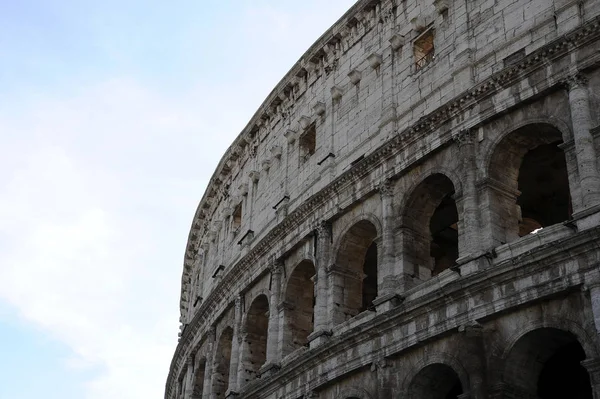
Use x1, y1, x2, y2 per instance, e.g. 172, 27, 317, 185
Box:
178, 0, 600, 321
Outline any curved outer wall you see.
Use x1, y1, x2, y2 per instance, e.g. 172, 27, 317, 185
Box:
168, 0, 600, 398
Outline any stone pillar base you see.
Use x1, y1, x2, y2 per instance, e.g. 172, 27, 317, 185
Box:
373, 293, 404, 313
259, 362, 281, 379
308, 329, 332, 349
225, 390, 239, 399
573, 204, 600, 231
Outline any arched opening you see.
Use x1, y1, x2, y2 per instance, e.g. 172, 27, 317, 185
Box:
402, 174, 458, 281
487, 124, 571, 245
191, 358, 206, 399
212, 327, 233, 397
333, 220, 378, 324
503, 327, 592, 399
283, 260, 315, 357
239, 295, 269, 386
408, 363, 464, 399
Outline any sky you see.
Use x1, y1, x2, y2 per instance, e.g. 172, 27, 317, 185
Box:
0, 1, 357, 398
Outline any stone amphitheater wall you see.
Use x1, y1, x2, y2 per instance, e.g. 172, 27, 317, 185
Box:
167, 0, 600, 398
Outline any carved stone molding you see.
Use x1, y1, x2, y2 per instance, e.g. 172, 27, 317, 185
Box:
453, 129, 476, 147
379, 179, 394, 198
269, 258, 284, 275
331, 86, 343, 101
284, 128, 298, 144
389, 33, 405, 51
315, 221, 332, 240
562, 73, 589, 90
313, 101, 326, 117
368, 53, 382, 69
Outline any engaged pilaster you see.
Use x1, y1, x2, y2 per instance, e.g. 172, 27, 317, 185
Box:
581, 358, 600, 399
565, 74, 600, 213
204, 326, 216, 399
262, 259, 283, 376
373, 180, 403, 312
227, 296, 243, 397
454, 129, 482, 262
458, 321, 488, 399
308, 221, 333, 348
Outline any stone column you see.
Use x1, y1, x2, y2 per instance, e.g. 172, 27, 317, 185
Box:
581, 358, 600, 399
183, 358, 194, 399
227, 296, 243, 397
374, 179, 401, 312
308, 221, 333, 348
459, 321, 488, 399
202, 326, 217, 399
586, 281, 600, 337
454, 129, 481, 260
204, 326, 216, 399
262, 259, 283, 375
565, 74, 600, 210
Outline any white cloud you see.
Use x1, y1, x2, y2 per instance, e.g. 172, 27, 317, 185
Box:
0, 1, 356, 398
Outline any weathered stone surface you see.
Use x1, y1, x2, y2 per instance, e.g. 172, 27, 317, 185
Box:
167, 0, 600, 398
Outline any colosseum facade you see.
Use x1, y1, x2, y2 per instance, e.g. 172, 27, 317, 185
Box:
165, 0, 600, 398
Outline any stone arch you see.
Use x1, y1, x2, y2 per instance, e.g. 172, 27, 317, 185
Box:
399, 173, 460, 281
500, 326, 594, 398
404, 357, 468, 399
212, 326, 234, 397
484, 122, 572, 246
499, 318, 600, 365
402, 353, 470, 394
282, 259, 316, 357
397, 167, 464, 214
332, 218, 380, 324
333, 212, 383, 254
239, 294, 270, 386
334, 386, 374, 399
482, 117, 573, 170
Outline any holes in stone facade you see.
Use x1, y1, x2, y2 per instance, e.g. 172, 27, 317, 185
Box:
429, 193, 459, 276
299, 124, 317, 163
504, 328, 592, 399
408, 363, 463, 399
334, 220, 378, 324
517, 142, 571, 236
414, 29, 435, 70
240, 295, 269, 385
403, 174, 458, 280
232, 203, 242, 233
191, 359, 206, 399
362, 242, 378, 311
283, 260, 316, 357
488, 124, 571, 244
212, 327, 233, 397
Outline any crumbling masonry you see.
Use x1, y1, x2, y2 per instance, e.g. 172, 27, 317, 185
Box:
166, 0, 600, 398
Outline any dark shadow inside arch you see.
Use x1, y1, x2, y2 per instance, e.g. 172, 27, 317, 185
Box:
240, 294, 269, 386
488, 123, 571, 243
283, 260, 315, 357
408, 363, 464, 399
212, 327, 233, 397
503, 327, 592, 399
403, 173, 458, 280
334, 220, 378, 324
517, 142, 571, 236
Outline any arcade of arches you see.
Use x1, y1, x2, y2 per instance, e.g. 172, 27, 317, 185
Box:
178, 123, 600, 399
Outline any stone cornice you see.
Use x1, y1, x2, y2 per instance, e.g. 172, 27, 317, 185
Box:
168, 14, 600, 399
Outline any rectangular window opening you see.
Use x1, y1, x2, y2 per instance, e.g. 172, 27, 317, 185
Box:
414, 29, 435, 71
232, 203, 242, 232
299, 124, 316, 163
